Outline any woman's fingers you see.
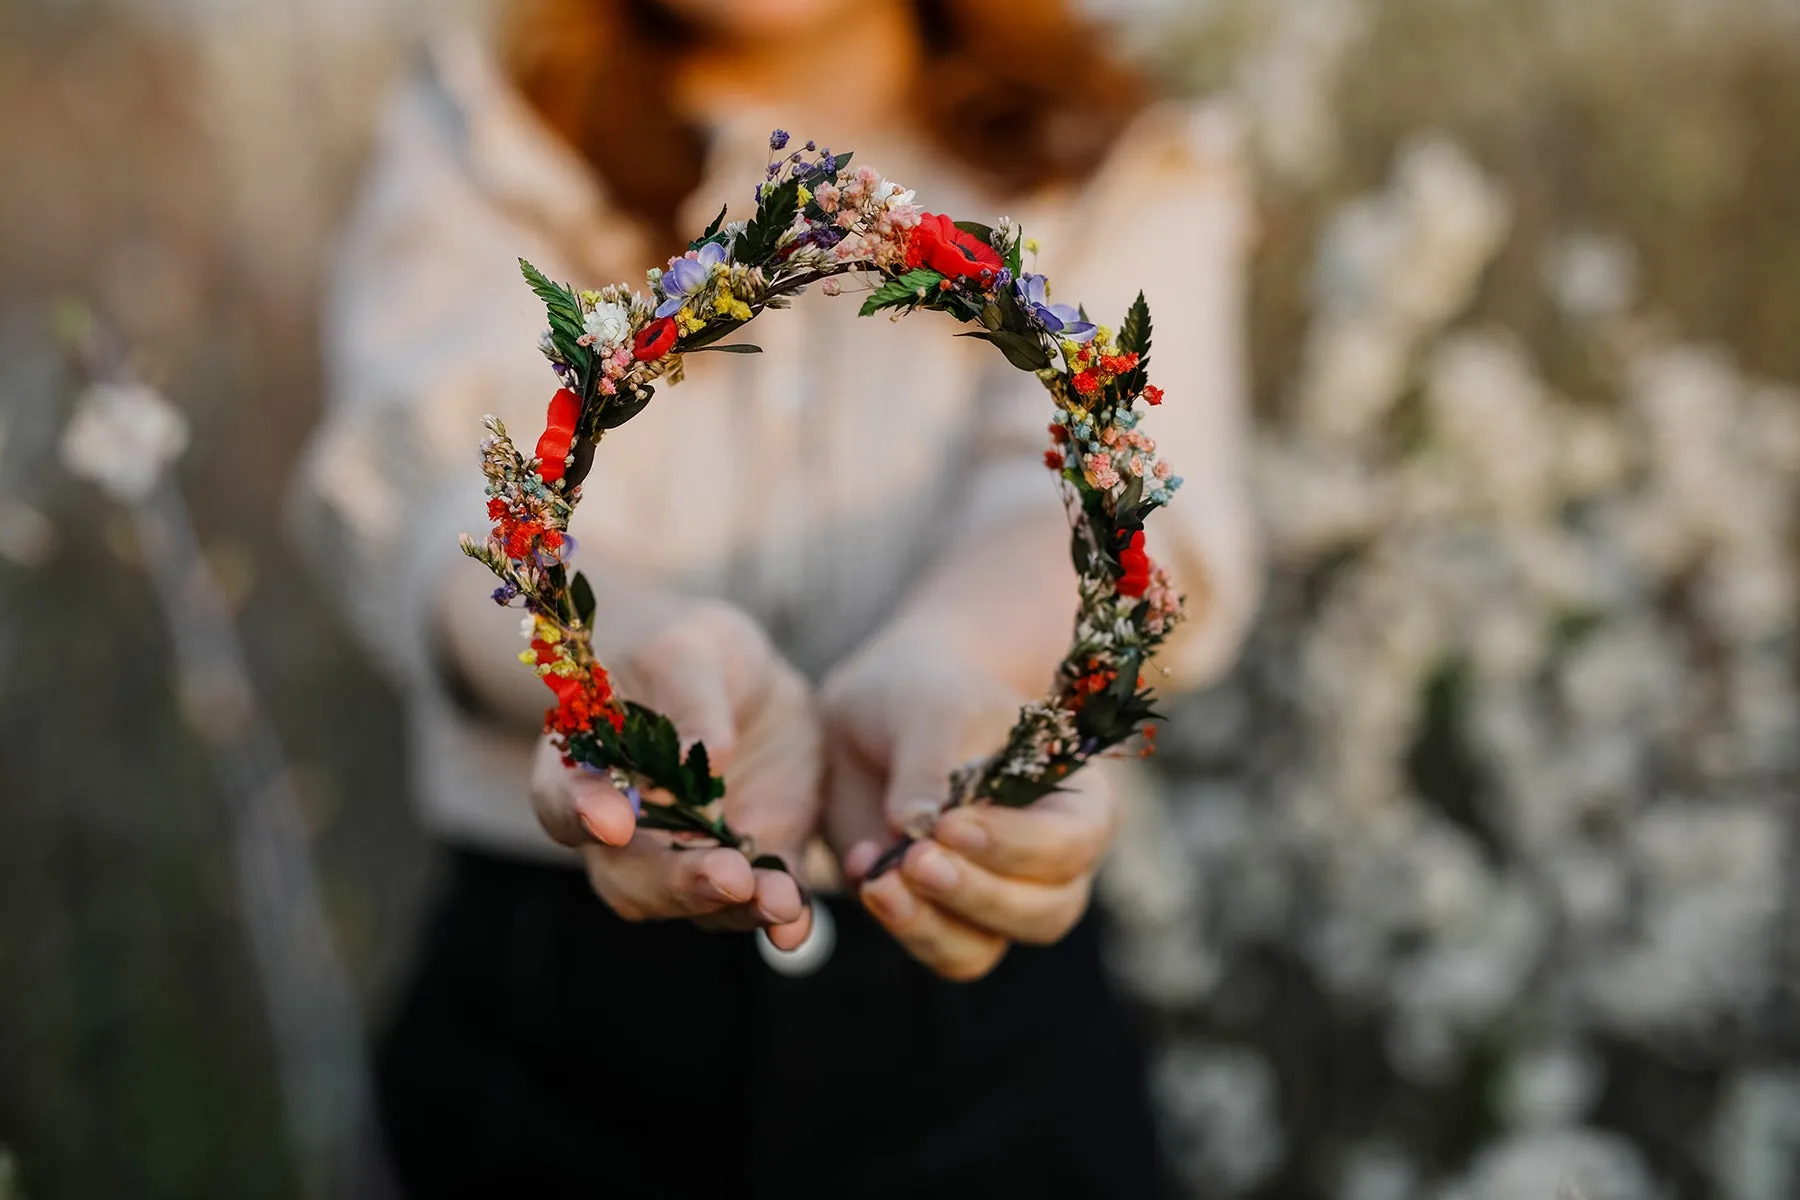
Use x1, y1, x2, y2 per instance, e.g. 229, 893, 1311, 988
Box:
693, 867, 813, 948
582, 842, 753, 922
930, 778, 1116, 885
581, 839, 813, 947
530, 738, 636, 848
899, 841, 1092, 945
859, 870, 1009, 982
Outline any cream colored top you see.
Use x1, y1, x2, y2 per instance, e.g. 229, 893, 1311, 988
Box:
291, 34, 1260, 860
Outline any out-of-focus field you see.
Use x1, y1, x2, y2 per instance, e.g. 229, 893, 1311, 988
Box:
2, 1, 1798, 1197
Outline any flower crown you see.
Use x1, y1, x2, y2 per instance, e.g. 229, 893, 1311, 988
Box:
462, 131, 1185, 876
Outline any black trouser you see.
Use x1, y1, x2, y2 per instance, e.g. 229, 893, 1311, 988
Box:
375, 846, 1167, 1199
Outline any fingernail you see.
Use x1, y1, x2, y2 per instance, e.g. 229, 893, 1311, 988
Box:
699, 876, 750, 905
908, 845, 958, 892
844, 841, 880, 881
936, 813, 988, 856
576, 808, 609, 845
864, 878, 916, 923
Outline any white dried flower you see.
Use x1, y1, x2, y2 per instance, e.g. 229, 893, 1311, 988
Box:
583, 300, 633, 348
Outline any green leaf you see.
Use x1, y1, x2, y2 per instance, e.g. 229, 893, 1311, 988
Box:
563, 437, 598, 489
1117, 291, 1153, 397
734, 178, 800, 265
684, 343, 763, 354
953, 220, 996, 245
987, 329, 1051, 372
520, 259, 592, 373
597, 386, 653, 430
985, 772, 1062, 808
858, 267, 944, 317
992, 280, 1031, 334
690, 203, 728, 249
1070, 526, 1097, 576
1117, 473, 1145, 515
620, 702, 682, 783
679, 319, 748, 350
1119, 291, 1152, 357
571, 571, 595, 629
682, 740, 713, 802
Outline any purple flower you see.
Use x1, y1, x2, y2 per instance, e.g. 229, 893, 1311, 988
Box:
1017, 274, 1096, 343
792, 224, 847, 253
622, 784, 644, 817
491, 579, 520, 606
769, 129, 790, 151
655, 241, 727, 318
533, 533, 578, 569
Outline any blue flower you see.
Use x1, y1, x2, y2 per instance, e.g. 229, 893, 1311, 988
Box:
655, 241, 726, 318
491, 580, 520, 606
533, 533, 578, 569
769, 129, 790, 151
1017, 274, 1096, 342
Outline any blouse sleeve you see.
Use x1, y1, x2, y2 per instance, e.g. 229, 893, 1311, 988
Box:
969, 99, 1263, 692
286, 63, 591, 692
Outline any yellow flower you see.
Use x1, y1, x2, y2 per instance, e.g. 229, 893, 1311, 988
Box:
796, 185, 813, 206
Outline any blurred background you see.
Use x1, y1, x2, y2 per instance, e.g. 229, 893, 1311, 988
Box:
4, 0, 1800, 1196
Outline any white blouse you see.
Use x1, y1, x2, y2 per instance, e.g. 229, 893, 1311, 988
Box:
290, 33, 1261, 859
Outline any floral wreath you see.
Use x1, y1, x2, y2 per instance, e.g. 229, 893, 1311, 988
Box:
463, 131, 1186, 878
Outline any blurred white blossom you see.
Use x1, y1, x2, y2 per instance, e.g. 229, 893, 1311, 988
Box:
1118, 112, 1799, 1198
1154, 1042, 1286, 1193
59, 381, 190, 503
1437, 1131, 1661, 1200
1713, 1071, 1800, 1200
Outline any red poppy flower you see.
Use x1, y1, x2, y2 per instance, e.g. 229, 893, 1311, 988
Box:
1117, 530, 1153, 598
534, 387, 582, 483
904, 212, 1004, 282
633, 316, 678, 361
1143, 384, 1165, 407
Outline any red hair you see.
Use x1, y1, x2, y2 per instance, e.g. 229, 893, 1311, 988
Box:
501, 0, 1149, 257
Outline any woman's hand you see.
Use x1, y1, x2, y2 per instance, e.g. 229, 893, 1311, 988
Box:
821, 636, 1119, 980
530, 601, 821, 950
